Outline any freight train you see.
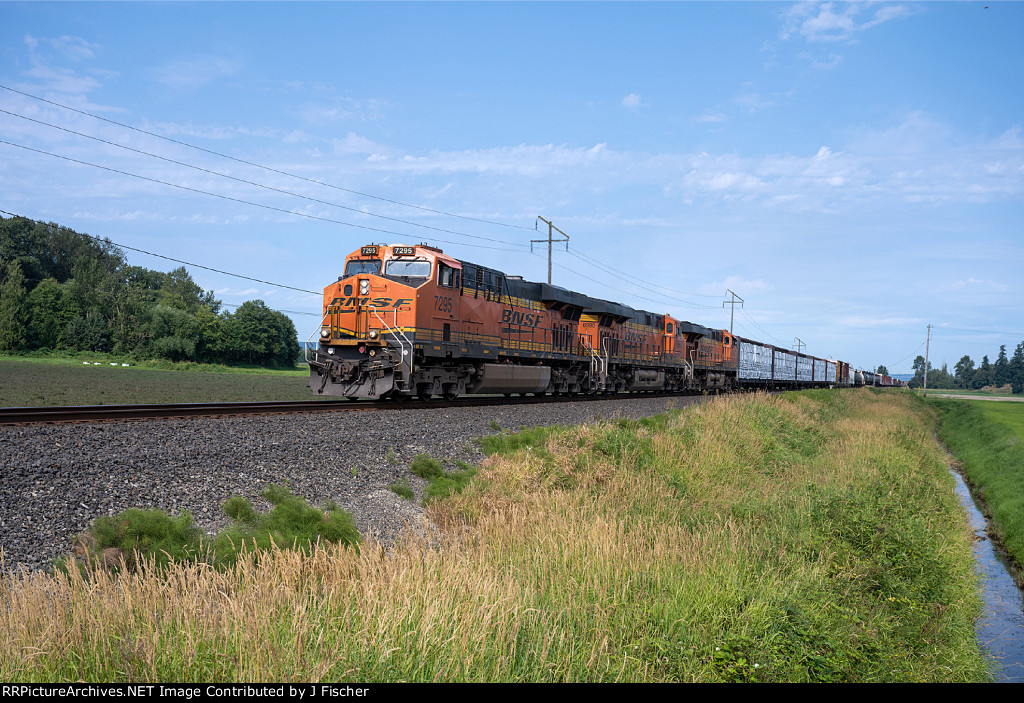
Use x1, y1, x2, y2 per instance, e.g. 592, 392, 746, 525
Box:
307, 243, 903, 400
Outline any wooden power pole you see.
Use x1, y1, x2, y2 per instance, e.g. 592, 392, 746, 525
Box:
923, 324, 932, 397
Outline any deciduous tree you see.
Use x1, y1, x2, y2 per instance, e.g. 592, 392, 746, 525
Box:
25, 278, 79, 350
0, 260, 28, 351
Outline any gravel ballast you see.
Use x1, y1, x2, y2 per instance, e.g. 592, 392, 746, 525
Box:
0, 395, 706, 572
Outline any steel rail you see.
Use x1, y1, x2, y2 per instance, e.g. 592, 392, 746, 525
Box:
0, 399, 365, 425
0, 391, 711, 426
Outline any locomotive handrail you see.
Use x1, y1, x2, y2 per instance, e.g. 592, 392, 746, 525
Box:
581, 336, 606, 391
371, 307, 413, 389
305, 312, 332, 364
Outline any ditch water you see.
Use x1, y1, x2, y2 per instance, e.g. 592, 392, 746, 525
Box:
950, 469, 1024, 682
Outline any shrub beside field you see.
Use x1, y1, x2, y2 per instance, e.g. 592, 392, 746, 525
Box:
0, 389, 989, 682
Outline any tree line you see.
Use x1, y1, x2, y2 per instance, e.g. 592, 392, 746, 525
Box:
0, 215, 301, 368
906, 344, 1024, 394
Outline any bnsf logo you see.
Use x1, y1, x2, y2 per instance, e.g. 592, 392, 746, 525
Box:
501, 309, 543, 327
624, 331, 645, 344
330, 297, 413, 308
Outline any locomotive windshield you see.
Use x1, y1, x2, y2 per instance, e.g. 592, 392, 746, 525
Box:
343, 259, 381, 277
385, 259, 431, 278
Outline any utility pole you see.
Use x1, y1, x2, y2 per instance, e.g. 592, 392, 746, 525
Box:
793, 338, 805, 354
722, 289, 744, 337
924, 324, 932, 397
533, 217, 569, 285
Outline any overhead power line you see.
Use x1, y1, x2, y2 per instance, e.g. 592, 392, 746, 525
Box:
560, 250, 719, 310
0, 85, 752, 314
0, 136, 746, 312
738, 308, 785, 345
0, 209, 321, 296
1, 85, 823, 327
0, 83, 534, 232
0, 107, 529, 249
0, 139, 524, 252
543, 254, 721, 314
938, 325, 1024, 338
219, 301, 321, 317
884, 341, 926, 370
567, 247, 722, 300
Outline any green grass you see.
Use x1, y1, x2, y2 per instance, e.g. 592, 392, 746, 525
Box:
423, 463, 478, 505
932, 398, 1024, 568
388, 478, 415, 501
924, 387, 1017, 398
0, 356, 318, 406
1, 389, 991, 682
409, 454, 479, 504
976, 400, 1024, 435
61, 484, 360, 575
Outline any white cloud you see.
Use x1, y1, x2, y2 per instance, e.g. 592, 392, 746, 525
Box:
332, 132, 386, 155
282, 130, 310, 144
700, 276, 774, 297
48, 35, 100, 61
837, 316, 927, 328
370, 142, 615, 178
945, 278, 1009, 293
621, 93, 643, 110
693, 113, 727, 123
21, 34, 106, 97
295, 96, 389, 124
335, 114, 1023, 217
810, 52, 843, 70
733, 91, 775, 113
150, 55, 242, 90
781, 2, 914, 44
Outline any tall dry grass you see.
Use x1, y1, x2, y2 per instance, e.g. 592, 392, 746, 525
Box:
0, 389, 990, 682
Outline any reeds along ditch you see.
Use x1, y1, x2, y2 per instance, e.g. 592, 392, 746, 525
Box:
0, 389, 991, 682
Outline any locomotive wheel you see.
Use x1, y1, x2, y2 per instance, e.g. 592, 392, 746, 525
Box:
417, 385, 433, 401
443, 388, 459, 402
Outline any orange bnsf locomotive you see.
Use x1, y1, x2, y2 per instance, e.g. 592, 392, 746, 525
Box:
307, 243, 888, 400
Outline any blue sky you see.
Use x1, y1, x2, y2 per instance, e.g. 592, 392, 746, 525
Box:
1, 1, 1022, 374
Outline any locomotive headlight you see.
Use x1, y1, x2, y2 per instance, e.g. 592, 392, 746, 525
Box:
368, 329, 379, 339
359, 279, 370, 295
321, 327, 330, 338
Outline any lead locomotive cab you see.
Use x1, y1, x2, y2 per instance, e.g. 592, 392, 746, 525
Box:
308, 243, 465, 400
309, 244, 421, 399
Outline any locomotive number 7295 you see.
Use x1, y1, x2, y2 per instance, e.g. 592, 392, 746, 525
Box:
434, 295, 453, 313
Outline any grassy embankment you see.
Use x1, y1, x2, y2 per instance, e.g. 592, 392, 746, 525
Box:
932, 397, 1024, 571
0, 389, 990, 682
0, 355, 313, 407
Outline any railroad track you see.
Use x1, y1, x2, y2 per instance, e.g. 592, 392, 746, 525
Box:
0, 391, 704, 425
